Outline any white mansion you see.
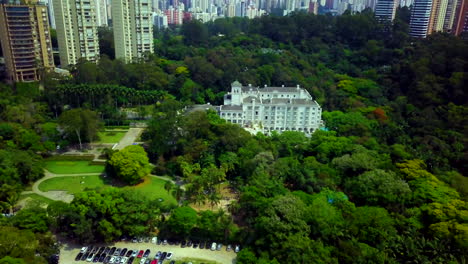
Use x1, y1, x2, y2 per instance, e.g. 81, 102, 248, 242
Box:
218, 81, 323, 135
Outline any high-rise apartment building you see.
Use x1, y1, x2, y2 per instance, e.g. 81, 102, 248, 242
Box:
409, 0, 433, 37
444, 0, 460, 31
53, 0, 100, 67
0, 0, 54, 82
112, 0, 153, 63
453, 0, 468, 35
96, 0, 108, 26
428, 0, 448, 33
375, 0, 398, 21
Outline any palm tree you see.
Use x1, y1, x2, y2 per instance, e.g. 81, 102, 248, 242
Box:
0, 193, 20, 215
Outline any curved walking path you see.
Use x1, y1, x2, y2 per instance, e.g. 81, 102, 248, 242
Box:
22, 170, 105, 203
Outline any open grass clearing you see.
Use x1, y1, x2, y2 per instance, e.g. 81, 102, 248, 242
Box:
174, 257, 220, 264
39, 175, 108, 194
126, 176, 177, 205
44, 160, 105, 174
36, 175, 177, 205
95, 130, 128, 143
18, 193, 54, 208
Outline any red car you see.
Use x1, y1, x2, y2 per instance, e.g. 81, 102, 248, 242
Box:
150, 260, 158, 264
137, 250, 144, 258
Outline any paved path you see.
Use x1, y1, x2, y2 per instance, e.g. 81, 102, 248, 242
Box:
22, 170, 105, 204
115, 128, 144, 150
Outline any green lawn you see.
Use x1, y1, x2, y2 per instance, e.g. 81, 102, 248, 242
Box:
36, 175, 177, 204
127, 176, 177, 205
38, 175, 108, 194
95, 130, 127, 143
18, 193, 54, 207
44, 160, 105, 174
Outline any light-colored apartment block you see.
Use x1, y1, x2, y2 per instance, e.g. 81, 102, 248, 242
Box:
113, 0, 154, 63
53, 0, 100, 67
0, 1, 54, 82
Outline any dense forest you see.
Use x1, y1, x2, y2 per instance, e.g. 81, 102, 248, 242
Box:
1, 8, 468, 264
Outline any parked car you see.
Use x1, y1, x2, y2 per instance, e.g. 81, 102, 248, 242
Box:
75, 253, 83, 261
145, 259, 151, 264
199, 241, 205, 249
217, 243, 223, 251
99, 254, 107, 262
98, 247, 105, 254
206, 242, 212, 250
103, 256, 111, 263
143, 249, 151, 257
169, 261, 175, 264
132, 238, 138, 243
109, 247, 116, 255
139, 257, 146, 264
156, 239, 162, 245
81, 247, 88, 253
114, 248, 121, 256
227, 245, 232, 251
127, 257, 135, 264
186, 240, 192, 247
115, 256, 121, 263
235, 245, 240, 253
181, 241, 186, 248
154, 251, 161, 259
150, 260, 158, 264
151, 237, 158, 244
120, 248, 127, 256
193, 241, 199, 248
109, 256, 116, 264
86, 253, 94, 262
163, 239, 168, 245
121, 257, 128, 264
211, 242, 217, 251
125, 250, 133, 257
166, 252, 173, 260
81, 252, 89, 261
160, 252, 167, 260
104, 247, 111, 254
93, 254, 100, 262
137, 250, 144, 258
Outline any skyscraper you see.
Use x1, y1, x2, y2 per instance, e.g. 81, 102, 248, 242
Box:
0, 0, 54, 82
443, 0, 459, 31
375, 0, 398, 21
96, 0, 108, 26
53, 0, 100, 67
453, 0, 468, 35
427, 0, 448, 33
113, 0, 154, 62
409, 0, 433, 37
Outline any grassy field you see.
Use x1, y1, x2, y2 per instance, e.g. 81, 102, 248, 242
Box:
37, 175, 177, 205
95, 130, 127, 143
174, 258, 220, 264
44, 160, 105, 174
39, 175, 108, 194
127, 176, 177, 205
18, 193, 54, 207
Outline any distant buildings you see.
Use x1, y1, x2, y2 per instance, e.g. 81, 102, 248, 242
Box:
410, 0, 468, 37
112, 0, 154, 62
53, 0, 100, 66
218, 81, 323, 136
0, 0, 54, 82
375, 0, 399, 21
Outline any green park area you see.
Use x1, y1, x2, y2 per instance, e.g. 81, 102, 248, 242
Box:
38, 175, 107, 194
95, 130, 127, 143
44, 160, 105, 174
38, 175, 177, 205
18, 193, 54, 207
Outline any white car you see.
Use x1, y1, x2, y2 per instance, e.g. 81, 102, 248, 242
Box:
235, 245, 240, 253
166, 252, 173, 259
140, 257, 146, 264
132, 250, 138, 257
151, 237, 158, 244
211, 242, 217, 251
80, 247, 88, 253
86, 253, 94, 262
109, 256, 116, 264
121, 257, 128, 264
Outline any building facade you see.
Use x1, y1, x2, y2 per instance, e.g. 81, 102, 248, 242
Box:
409, 0, 433, 37
53, 0, 100, 67
219, 81, 323, 136
113, 0, 153, 63
0, 0, 54, 82
375, 0, 398, 21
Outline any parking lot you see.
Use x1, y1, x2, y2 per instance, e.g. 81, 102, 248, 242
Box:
59, 240, 237, 264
